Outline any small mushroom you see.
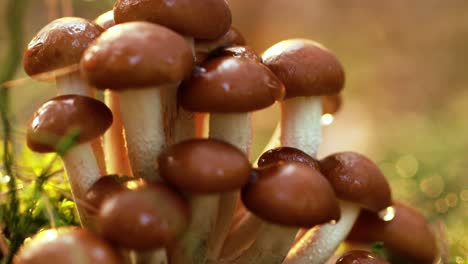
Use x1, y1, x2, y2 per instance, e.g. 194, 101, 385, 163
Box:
158, 139, 251, 264
81, 21, 193, 182
13, 228, 122, 264
262, 39, 345, 157
285, 152, 392, 264
27, 95, 112, 228
335, 250, 389, 264
84, 174, 132, 214
347, 202, 438, 264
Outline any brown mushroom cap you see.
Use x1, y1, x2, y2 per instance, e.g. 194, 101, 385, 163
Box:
85, 174, 132, 214
210, 46, 261, 62
158, 139, 251, 193
347, 202, 438, 264
262, 39, 345, 98
81, 21, 193, 90
257, 147, 320, 170
94, 10, 115, 30
322, 94, 342, 115
336, 250, 389, 264
23, 17, 103, 78
195, 27, 246, 64
179, 56, 285, 113
114, 0, 231, 39
319, 152, 392, 212
27, 95, 113, 153
98, 183, 190, 250
13, 228, 122, 264
242, 162, 340, 227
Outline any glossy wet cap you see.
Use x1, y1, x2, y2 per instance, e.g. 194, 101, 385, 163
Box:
195, 27, 246, 64
348, 202, 437, 264
114, 0, 231, 39
27, 95, 113, 153
257, 147, 320, 170
262, 39, 345, 98
210, 46, 261, 62
320, 152, 392, 212
158, 139, 251, 193
23, 17, 103, 78
85, 174, 133, 214
179, 56, 285, 113
13, 228, 122, 264
336, 250, 389, 264
94, 10, 115, 30
98, 183, 190, 250
81, 21, 193, 90
242, 162, 340, 227
322, 94, 342, 115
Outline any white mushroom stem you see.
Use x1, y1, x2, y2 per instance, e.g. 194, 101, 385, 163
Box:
119, 87, 166, 181
206, 113, 251, 261
103, 90, 133, 176
61, 143, 100, 229
281, 96, 322, 157
284, 200, 360, 264
171, 195, 219, 264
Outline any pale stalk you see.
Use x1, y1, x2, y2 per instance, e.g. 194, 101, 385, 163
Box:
206, 113, 251, 261
220, 214, 263, 260
284, 201, 360, 264
61, 143, 100, 229
171, 195, 219, 264
104, 90, 132, 176
119, 87, 165, 181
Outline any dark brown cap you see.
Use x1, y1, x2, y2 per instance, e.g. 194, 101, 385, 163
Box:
348, 202, 437, 264
94, 10, 115, 30
257, 147, 320, 170
81, 21, 193, 90
85, 174, 132, 214
114, 0, 231, 39
320, 152, 392, 212
23, 17, 103, 78
262, 39, 345, 98
158, 139, 251, 193
13, 228, 122, 264
242, 162, 340, 227
179, 56, 285, 113
27, 95, 113, 153
322, 94, 342, 115
195, 27, 246, 64
98, 183, 190, 250
209, 46, 261, 62
336, 250, 389, 264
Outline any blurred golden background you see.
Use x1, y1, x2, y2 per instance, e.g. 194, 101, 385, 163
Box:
0, 0, 467, 261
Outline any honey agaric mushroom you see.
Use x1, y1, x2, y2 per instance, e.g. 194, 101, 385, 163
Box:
98, 183, 190, 258
158, 139, 251, 264
230, 162, 340, 264
335, 250, 389, 264
114, 0, 232, 144
94, 11, 133, 177
347, 202, 438, 264
81, 21, 193, 182
23, 17, 107, 175
13, 228, 122, 264
84, 174, 132, 214
262, 39, 345, 157
285, 152, 392, 264
27, 95, 112, 229
179, 52, 284, 260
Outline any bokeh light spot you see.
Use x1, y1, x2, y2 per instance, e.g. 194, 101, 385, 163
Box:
321, 114, 334, 126
395, 154, 418, 178
445, 193, 458, 208
420, 175, 444, 198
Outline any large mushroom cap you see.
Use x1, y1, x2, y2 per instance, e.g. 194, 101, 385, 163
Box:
27, 95, 113, 153
179, 56, 285, 113
81, 21, 193, 90
320, 151, 392, 212
336, 250, 389, 264
257, 146, 320, 170
242, 162, 340, 227
262, 39, 345, 98
94, 10, 115, 30
347, 202, 438, 264
114, 0, 231, 39
158, 138, 251, 193
13, 228, 122, 264
23, 17, 103, 78
98, 183, 190, 250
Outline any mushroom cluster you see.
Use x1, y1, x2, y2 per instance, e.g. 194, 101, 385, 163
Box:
16, 1, 438, 264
